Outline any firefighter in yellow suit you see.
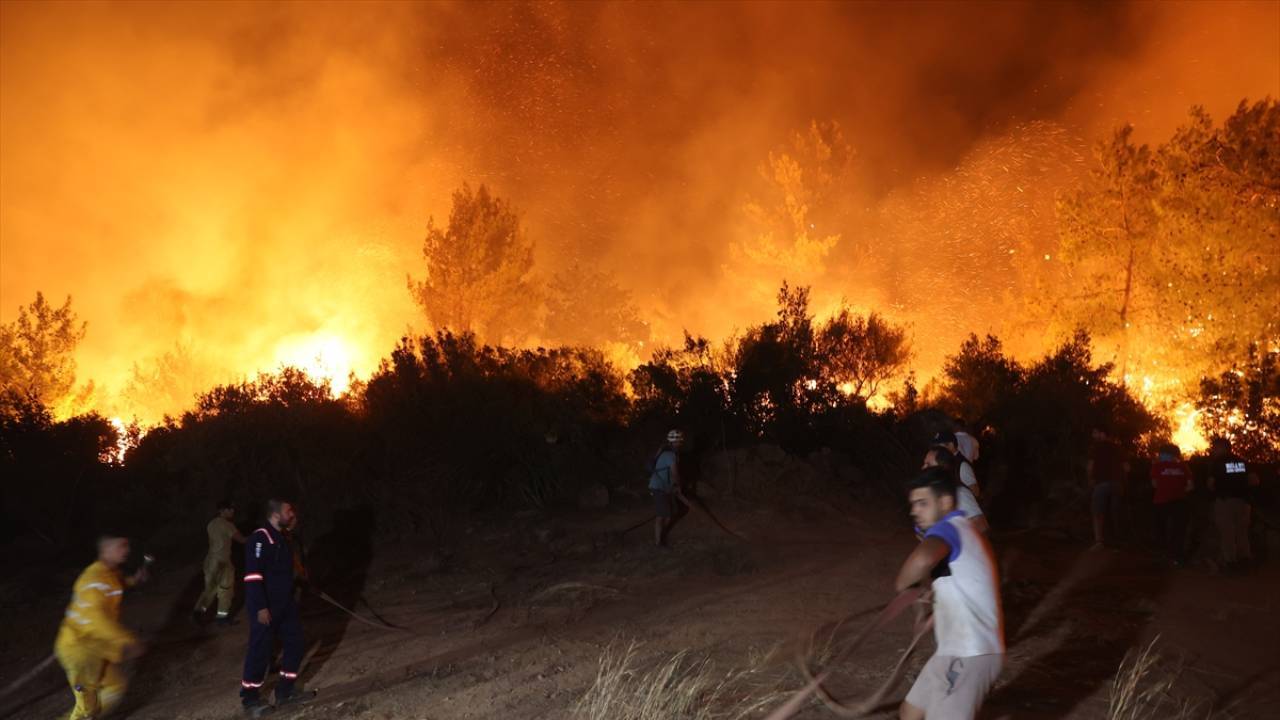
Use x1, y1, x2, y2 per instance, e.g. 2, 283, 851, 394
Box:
53, 533, 147, 720
192, 499, 246, 626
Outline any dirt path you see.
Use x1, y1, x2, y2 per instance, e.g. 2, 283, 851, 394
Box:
3, 502, 1276, 720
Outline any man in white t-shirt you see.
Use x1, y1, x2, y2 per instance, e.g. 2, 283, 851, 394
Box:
896, 467, 1004, 719
924, 444, 988, 535
954, 430, 980, 465
934, 432, 981, 500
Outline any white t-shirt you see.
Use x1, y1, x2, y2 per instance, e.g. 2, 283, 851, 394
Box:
957, 484, 984, 519
959, 461, 979, 492
923, 511, 1004, 657
955, 431, 980, 463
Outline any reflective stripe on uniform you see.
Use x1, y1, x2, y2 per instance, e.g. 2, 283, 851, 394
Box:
244, 573, 264, 582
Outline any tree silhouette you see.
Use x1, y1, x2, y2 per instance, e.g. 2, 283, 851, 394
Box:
937, 334, 1023, 428
1197, 344, 1279, 462
814, 308, 910, 404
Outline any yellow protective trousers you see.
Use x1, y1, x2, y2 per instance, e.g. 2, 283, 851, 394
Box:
54, 638, 127, 720
194, 557, 235, 616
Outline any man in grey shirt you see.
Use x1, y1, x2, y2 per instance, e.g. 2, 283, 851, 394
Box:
649, 429, 686, 546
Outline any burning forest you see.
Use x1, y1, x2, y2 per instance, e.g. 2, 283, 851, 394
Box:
1, 2, 1278, 720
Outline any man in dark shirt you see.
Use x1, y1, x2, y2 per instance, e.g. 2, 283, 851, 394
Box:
1208, 438, 1252, 572
1087, 429, 1127, 549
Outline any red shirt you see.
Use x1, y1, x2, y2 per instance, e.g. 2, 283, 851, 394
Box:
1150, 460, 1192, 504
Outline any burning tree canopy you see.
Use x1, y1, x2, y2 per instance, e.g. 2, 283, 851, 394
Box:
1197, 344, 1280, 462
0, 1, 1276, 451
731, 121, 857, 312
409, 184, 537, 344
121, 342, 219, 424
544, 264, 649, 349
0, 293, 90, 418
1054, 101, 1280, 388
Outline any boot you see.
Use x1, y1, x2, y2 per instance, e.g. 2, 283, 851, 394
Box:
243, 699, 275, 718
276, 688, 317, 708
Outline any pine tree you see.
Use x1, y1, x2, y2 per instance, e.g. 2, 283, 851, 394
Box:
408, 184, 536, 343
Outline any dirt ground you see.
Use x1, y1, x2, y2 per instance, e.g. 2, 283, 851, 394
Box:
2, 493, 1277, 720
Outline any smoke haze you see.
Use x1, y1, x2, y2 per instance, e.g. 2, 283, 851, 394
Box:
2, 0, 1277, 419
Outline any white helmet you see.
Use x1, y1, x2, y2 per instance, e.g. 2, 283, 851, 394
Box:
666, 429, 685, 444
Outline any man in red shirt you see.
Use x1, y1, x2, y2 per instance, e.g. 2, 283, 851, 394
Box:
1149, 443, 1192, 566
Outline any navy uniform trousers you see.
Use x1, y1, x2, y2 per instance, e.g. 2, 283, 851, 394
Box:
240, 600, 304, 702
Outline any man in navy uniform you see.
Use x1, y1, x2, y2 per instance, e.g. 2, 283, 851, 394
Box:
1208, 438, 1254, 573
239, 499, 314, 716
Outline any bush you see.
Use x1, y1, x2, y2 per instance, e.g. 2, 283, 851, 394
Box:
1, 291, 1175, 556
936, 330, 1162, 527
0, 399, 120, 548
362, 332, 631, 527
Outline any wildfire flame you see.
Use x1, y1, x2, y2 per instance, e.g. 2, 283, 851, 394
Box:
1, 2, 1273, 449
1170, 403, 1208, 455
106, 417, 146, 465
273, 331, 358, 395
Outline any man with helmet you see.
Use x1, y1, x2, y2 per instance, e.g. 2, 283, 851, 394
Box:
648, 429, 686, 547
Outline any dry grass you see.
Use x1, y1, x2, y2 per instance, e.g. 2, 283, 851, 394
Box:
573, 639, 794, 720
1108, 636, 1209, 720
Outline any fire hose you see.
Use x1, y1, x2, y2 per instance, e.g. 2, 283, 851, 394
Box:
763, 587, 930, 720
0, 653, 56, 701
311, 588, 413, 634
619, 490, 748, 542
676, 490, 749, 541
799, 606, 933, 717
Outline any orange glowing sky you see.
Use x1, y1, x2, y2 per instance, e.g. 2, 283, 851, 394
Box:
2, 0, 1278, 422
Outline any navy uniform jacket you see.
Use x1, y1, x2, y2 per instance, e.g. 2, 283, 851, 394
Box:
243, 524, 297, 613
1212, 453, 1250, 499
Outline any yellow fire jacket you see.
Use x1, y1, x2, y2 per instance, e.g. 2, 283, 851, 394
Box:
54, 561, 136, 663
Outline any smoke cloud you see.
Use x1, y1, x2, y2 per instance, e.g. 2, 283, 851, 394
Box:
2, 0, 1277, 419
